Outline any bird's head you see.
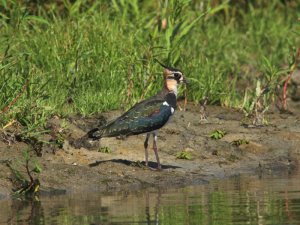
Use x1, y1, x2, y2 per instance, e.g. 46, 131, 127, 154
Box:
156, 60, 187, 95
163, 67, 186, 84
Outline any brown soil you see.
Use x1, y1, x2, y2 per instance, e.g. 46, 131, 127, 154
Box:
0, 100, 300, 197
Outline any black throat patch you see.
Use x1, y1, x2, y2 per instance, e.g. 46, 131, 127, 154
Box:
165, 92, 177, 109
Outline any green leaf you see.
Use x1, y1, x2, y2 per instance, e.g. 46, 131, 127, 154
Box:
209, 0, 229, 15
176, 151, 192, 160
255, 80, 261, 97
24, 15, 49, 25
210, 130, 226, 140
98, 146, 112, 153
22, 150, 30, 161
0, 12, 9, 20
33, 162, 42, 174
1, 0, 8, 9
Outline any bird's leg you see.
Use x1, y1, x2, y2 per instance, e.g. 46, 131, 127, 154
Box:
152, 132, 161, 170
144, 133, 150, 167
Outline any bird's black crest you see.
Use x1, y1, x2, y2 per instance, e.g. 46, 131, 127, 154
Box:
155, 59, 181, 73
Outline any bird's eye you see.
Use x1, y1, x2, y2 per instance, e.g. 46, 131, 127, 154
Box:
173, 73, 180, 78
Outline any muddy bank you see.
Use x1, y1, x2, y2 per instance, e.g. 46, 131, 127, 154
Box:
0, 100, 300, 197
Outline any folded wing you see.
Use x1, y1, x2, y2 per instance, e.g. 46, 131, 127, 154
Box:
89, 99, 173, 139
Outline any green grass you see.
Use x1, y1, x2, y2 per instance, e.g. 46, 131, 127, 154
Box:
231, 139, 249, 146
0, 0, 299, 135
98, 146, 112, 154
176, 150, 192, 160
210, 130, 226, 140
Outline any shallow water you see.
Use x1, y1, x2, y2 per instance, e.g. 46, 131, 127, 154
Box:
1, 170, 300, 225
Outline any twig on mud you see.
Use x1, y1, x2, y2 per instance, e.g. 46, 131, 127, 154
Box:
199, 96, 208, 122
181, 83, 188, 111
7, 150, 41, 196
184, 84, 188, 109
25, 158, 34, 184
281, 46, 300, 111
0, 79, 29, 115
3, 120, 16, 129
253, 85, 269, 126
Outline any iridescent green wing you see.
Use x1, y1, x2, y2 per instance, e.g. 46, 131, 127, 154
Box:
100, 99, 169, 137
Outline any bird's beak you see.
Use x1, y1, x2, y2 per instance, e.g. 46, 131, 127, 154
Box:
181, 76, 189, 84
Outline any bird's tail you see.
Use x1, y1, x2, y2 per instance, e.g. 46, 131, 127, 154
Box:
70, 128, 103, 149
87, 128, 103, 140
70, 134, 89, 149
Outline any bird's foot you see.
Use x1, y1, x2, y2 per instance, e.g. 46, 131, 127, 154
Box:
147, 165, 162, 171
144, 161, 162, 171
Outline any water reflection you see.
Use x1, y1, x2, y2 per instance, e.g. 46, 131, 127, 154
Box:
1, 170, 300, 225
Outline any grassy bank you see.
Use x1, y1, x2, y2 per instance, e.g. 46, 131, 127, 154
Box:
0, 0, 299, 136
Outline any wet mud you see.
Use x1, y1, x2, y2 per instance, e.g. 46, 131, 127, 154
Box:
0, 100, 300, 197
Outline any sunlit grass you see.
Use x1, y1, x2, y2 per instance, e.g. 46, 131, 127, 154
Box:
0, 0, 299, 135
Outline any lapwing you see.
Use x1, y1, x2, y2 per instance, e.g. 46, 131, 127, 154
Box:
79, 62, 186, 170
